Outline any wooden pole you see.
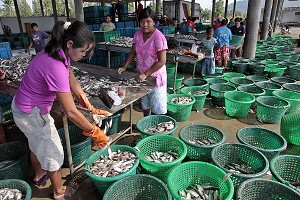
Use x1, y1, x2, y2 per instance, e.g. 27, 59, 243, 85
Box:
13, 0, 23, 33
224, 0, 228, 19
52, 0, 58, 23
274, 0, 283, 32
39, 0, 44, 16
211, 0, 216, 26
65, 0, 70, 21
233, 0, 236, 19
260, 0, 273, 40
74, 0, 84, 22
270, 0, 278, 32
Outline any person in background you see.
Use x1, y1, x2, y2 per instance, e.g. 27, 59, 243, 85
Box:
29, 23, 50, 54
12, 21, 110, 200
160, 15, 169, 26
110, 2, 116, 22
213, 18, 232, 69
118, 8, 168, 117
100, 15, 116, 31
186, 16, 195, 31
180, 17, 187, 27
116, 0, 124, 21
172, 18, 180, 33
199, 26, 217, 76
230, 17, 245, 58
136, 0, 143, 19
227, 18, 234, 28
213, 17, 222, 30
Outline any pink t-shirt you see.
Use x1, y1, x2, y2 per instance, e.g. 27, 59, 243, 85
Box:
14, 49, 71, 114
133, 29, 168, 87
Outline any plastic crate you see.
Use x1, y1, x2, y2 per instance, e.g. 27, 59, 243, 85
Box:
167, 94, 195, 122
125, 21, 135, 28
0, 49, 12, 59
92, 23, 100, 31
180, 26, 192, 35
0, 42, 11, 49
0, 179, 32, 200
115, 22, 125, 28
0, 93, 13, 122
180, 86, 209, 111
230, 35, 244, 46
93, 30, 120, 42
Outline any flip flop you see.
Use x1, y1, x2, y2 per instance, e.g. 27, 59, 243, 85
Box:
53, 183, 79, 200
33, 173, 48, 187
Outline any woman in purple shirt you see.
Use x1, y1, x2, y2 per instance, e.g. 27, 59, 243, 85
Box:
12, 21, 110, 199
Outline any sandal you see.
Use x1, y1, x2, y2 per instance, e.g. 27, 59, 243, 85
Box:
33, 173, 48, 187
53, 183, 79, 200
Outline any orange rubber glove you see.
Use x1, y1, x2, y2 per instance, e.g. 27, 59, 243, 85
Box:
77, 93, 111, 116
83, 125, 108, 148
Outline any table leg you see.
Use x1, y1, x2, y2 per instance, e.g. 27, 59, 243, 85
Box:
63, 116, 74, 176
192, 62, 197, 79
130, 103, 133, 134
173, 57, 179, 92
108, 50, 111, 68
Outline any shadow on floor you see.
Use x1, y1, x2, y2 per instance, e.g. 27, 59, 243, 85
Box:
203, 107, 232, 120
237, 112, 263, 125
282, 144, 300, 156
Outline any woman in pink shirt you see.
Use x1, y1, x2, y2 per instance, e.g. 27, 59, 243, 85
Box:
118, 8, 168, 116
12, 21, 110, 199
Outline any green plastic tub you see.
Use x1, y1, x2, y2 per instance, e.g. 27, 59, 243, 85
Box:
283, 83, 300, 93
270, 155, 300, 193
270, 77, 296, 86
205, 78, 228, 87
223, 72, 246, 81
280, 113, 300, 145
167, 94, 195, 122
0, 141, 29, 180
180, 86, 209, 111
255, 81, 283, 96
229, 77, 254, 87
236, 127, 287, 161
84, 145, 139, 195
289, 66, 300, 81
232, 61, 249, 74
202, 73, 223, 79
247, 63, 265, 76
136, 135, 187, 183
246, 75, 269, 82
256, 96, 290, 124
179, 124, 225, 162
210, 83, 237, 107
215, 67, 224, 74
237, 178, 300, 200
260, 60, 278, 66
264, 64, 287, 78
167, 74, 184, 89
166, 63, 176, 74
136, 115, 178, 138
273, 90, 300, 114
103, 174, 172, 200
167, 162, 234, 200
224, 91, 255, 118
183, 78, 208, 88
0, 179, 32, 200
58, 125, 92, 167
211, 143, 269, 189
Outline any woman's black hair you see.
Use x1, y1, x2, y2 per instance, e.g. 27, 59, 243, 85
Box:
138, 7, 157, 22
206, 26, 214, 33
31, 23, 38, 29
44, 21, 95, 63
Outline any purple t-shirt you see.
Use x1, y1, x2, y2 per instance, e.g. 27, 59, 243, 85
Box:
14, 49, 71, 114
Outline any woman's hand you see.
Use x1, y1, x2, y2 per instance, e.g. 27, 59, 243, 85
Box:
138, 73, 147, 82
117, 67, 126, 74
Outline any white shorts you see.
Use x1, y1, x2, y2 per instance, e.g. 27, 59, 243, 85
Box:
141, 84, 167, 114
12, 100, 64, 172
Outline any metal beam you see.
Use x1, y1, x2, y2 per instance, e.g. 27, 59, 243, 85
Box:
74, 0, 84, 22
12, 0, 23, 33
243, 0, 262, 58
39, 0, 44, 16
233, 0, 236, 19
224, 0, 228, 19
211, 0, 216, 26
270, 0, 278, 32
261, 0, 273, 40
65, 0, 70, 21
52, 0, 58, 23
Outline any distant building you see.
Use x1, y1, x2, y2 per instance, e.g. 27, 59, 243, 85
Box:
281, 0, 300, 25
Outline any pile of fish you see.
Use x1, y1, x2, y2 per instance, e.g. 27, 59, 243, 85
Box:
0, 160, 15, 168
188, 91, 208, 95
188, 138, 217, 146
175, 34, 198, 40
87, 148, 137, 177
145, 150, 179, 163
0, 57, 31, 83
225, 163, 254, 174
171, 97, 193, 104
144, 121, 175, 133
167, 48, 185, 55
0, 188, 23, 200
106, 37, 133, 47
178, 184, 220, 200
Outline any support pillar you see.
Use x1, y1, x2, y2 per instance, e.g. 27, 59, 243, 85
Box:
233, 0, 236, 19
211, 0, 216, 26
156, 0, 161, 15
270, 0, 278, 31
261, 0, 273, 40
224, 0, 228, 19
52, 0, 58, 23
39, 0, 44, 16
74, 0, 84, 22
243, 0, 262, 58
13, 0, 23, 33
191, 0, 195, 17
65, 0, 70, 21
274, 0, 283, 32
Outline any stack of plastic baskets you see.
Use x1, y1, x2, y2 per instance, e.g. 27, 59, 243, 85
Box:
180, 86, 209, 111
255, 81, 282, 96
179, 124, 225, 162
136, 115, 178, 138
0, 179, 32, 200
256, 96, 290, 123
280, 113, 300, 145
272, 90, 300, 114
236, 127, 287, 161
167, 94, 195, 122
224, 91, 255, 118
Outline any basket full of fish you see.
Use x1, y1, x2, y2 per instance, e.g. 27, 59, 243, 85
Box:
179, 124, 225, 162
0, 179, 32, 200
84, 145, 139, 195
136, 115, 178, 138
0, 141, 29, 181
167, 161, 234, 200
167, 94, 195, 122
211, 143, 269, 188
180, 86, 209, 111
136, 135, 187, 183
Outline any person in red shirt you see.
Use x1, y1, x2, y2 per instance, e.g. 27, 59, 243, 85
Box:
186, 16, 195, 31
213, 18, 222, 30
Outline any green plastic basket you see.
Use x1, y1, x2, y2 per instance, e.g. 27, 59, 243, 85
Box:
270, 155, 300, 193
167, 161, 234, 200
103, 174, 172, 200
167, 74, 184, 89
273, 90, 300, 114
136, 135, 187, 183
224, 91, 255, 118
58, 125, 92, 167
0, 179, 32, 200
236, 127, 287, 161
0, 141, 29, 180
180, 86, 209, 111
205, 78, 228, 87
183, 78, 208, 88
247, 64, 265, 76
283, 83, 300, 93
289, 66, 300, 81
84, 145, 139, 195
215, 67, 224, 74
280, 113, 300, 145
236, 178, 300, 200
179, 124, 225, 161
271, 77, 296, 86
229, 77, 254, 87
255, 81, 282, 96
232, 61, 249, 74
202, 73, 223, 79
211, 143, 269, 188
101, 108, 125, 135
210, 83, 237, 107
246, 75, 269, 82
136, 115, 178, 139
260, 60, 278, 66
166, 64, 176, 74
224, 72, 246, 81
256, 96, 290, 124
237, 85, 265, 108
167, 94, 195, 122
264, 65, 287, 78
